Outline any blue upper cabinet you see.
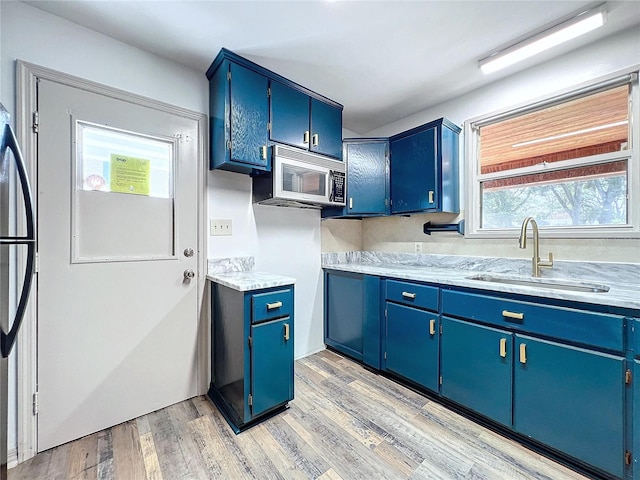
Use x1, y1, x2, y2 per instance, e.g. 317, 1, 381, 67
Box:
390, 118, 460, 215
269, 81, 309, 150
270, 82, 343, 160
208, 59, 269, 174
310, 98, 342, 159
207, 49, 343, 174
322, 138, 389, 218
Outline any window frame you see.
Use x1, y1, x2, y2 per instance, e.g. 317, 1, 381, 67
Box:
464, 67, 640, 239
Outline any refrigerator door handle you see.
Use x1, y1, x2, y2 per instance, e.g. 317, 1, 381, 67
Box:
0, 123, 36, 358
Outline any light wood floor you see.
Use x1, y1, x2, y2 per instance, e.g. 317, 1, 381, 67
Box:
10, 349, 589, 480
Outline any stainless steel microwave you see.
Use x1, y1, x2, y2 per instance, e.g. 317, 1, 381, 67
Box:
253, 145, 346, 209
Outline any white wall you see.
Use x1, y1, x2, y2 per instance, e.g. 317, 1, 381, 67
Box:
323, 26, 640, 263
0, 0, 208, 460
207, 170, 325, 359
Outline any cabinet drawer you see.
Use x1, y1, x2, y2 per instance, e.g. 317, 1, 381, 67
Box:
442, 289, 623, 352
386, 280, 439, 311
252, 288, 293, 323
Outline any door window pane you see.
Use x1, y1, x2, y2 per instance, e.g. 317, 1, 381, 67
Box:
77, 122, 173, 198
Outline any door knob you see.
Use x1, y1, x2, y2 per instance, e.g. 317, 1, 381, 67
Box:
183, 248, 194, 257
183, 269, 195, 280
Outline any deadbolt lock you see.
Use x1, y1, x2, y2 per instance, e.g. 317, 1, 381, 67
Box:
184, 248, 194, 257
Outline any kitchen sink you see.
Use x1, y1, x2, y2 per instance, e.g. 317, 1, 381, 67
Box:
466, 274, 610, 293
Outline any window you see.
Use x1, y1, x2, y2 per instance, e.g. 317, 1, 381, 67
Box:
466, 71, 638, 238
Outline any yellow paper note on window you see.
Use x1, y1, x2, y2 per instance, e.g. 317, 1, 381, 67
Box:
110, 154, 150, 195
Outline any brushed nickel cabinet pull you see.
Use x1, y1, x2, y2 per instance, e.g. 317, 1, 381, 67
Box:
428, 190, 434, 203
429, 319, 436, 335
303, 131, 310, 144
349, 198, 353, 209
312, 134, 319, 146
401, 292, 416, 299
261, 145, 267, 159
267, 301, 283, 310
502, 310, 524, 320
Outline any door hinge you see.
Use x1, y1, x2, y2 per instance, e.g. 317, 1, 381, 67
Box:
248, 337, 253, 349
626, 369, 632, 385
248, 394, 253, 406
385, 199, 389, 206
384, 352, 387, 360
625, 451, 632, 465
267, 87, 271, 97
34, 252, 40, 273
32, 111, 39, 133
439, 375, 443, 385
32, 392, 38, 415
440, 325, 443, 335
227, 71, 231, 81
384, 308, 387, 319
227, 140, 231, 151
267, 122, 271, 131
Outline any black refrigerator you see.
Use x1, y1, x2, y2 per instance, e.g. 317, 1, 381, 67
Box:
0, 103, 36, 479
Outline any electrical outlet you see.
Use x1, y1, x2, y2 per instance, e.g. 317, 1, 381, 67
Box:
210, 219, 232, 236
414, 242, 422, 253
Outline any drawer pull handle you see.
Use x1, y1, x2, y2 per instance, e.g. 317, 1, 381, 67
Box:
401, 292, 416, 299
429, 319, 436, 336
428, 190, 434, 204
499, 338, 507, 358
519, 343, 527, 364
261, 145, 267, 160
312, 133, 319, 146
502, 310, 524, 320
267, 301, 283, 310
284, 323, 290, 341
303, 130, 310, 144
349, 197, 353, 209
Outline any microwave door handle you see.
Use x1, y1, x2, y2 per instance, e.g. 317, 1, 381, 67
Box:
0, 123, 36, 358
328, 170, 334, 202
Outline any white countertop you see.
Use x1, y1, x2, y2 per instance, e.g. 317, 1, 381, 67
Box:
322, 253, 639, 311
207, 271, 296, 292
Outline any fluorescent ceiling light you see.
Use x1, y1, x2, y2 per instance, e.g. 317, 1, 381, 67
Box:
479, 4, 606, 75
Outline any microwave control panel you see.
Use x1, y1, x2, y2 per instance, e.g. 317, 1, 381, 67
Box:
330, 171, 345, 204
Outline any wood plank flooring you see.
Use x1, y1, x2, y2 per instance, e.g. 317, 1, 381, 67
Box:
10, 350, 588, 480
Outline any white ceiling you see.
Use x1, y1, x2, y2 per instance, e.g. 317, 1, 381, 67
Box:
24, 0, 640, 134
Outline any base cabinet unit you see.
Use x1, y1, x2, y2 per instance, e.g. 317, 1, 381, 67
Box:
389, 118, 460, 215
440, 317, 513, 426
514, 335, 625, 478
322, 138, 389, 218
208, 282, 294, 433
324, 270, 382, 369
384, 280, 439, 391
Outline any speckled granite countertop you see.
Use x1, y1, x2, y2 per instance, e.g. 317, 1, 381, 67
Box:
322, 252, 640, 311
206, 256, 295, 292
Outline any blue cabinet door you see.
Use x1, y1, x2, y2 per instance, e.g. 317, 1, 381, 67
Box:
345, 140, 388, 215
325, 271, 364, 360
310, 98, 342, 159
634, 359, 640, 479
269, 81, 309, 150
390, 127, 437, 214
514, 335, 624, 478
385, 302, 439, 391
229, 63, 269, 168
251, 317, 294, 417
441, 317, 513, 426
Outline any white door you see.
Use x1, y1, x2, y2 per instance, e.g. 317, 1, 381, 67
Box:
36, 78, 200, 451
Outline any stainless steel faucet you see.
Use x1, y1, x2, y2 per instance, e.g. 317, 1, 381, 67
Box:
518, 216, 553, 277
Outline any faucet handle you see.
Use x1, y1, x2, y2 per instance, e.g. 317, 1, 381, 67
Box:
539, 252, 554, 269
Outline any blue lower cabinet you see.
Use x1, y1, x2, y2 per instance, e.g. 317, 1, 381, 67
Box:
385, 302, 439, 391
208, 282, 294, 433
324, 270, 382, 369
514, 334, 625, 478
440, 316, 513, 426
634, 359, 640, 479
251, 317, 294, 417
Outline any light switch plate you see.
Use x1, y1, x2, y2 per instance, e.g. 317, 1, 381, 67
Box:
210, 219, 232, 236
